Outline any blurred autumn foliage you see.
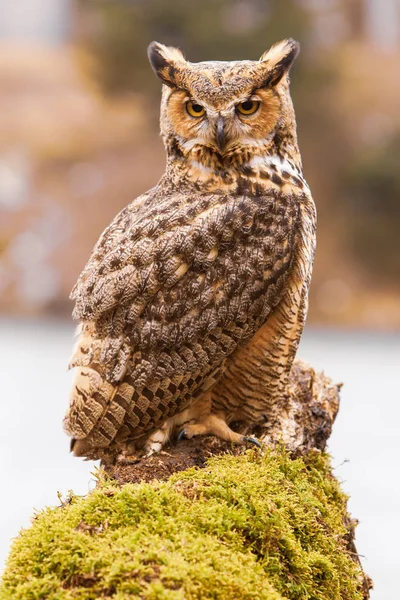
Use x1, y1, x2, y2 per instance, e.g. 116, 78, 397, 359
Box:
0, 0, 399, 326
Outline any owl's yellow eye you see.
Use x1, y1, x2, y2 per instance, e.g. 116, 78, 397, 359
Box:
186, 101, 206, 118
236, 101, 260, 116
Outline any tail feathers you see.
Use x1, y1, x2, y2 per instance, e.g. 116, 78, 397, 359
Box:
64, 364, 140, 458
65, 323, 140, 459
64, 366, 122, 441
70, 437, 99, 460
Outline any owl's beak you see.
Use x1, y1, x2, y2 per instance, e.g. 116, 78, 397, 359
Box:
216, 115, 227, 152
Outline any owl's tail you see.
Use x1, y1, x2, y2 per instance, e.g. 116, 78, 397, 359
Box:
64, 367, 115, 457
64, 327, 136, 460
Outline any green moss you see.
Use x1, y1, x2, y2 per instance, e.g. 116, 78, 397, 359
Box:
0, 449, 364, 600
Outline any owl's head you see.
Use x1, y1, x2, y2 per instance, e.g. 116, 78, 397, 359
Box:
148, 39, 300, 164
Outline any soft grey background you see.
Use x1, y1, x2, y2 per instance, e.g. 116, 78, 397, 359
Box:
0, 319, 398, 599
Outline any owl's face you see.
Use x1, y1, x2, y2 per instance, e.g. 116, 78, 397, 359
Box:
148, 39, 299, 158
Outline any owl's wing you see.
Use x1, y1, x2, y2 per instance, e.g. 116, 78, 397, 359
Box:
72, 186, 299, 332
67, 185, 300, 449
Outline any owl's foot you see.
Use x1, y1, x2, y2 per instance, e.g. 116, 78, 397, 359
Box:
177, 413, 261, 447
243, 436, 262, 448
144, 420, 174, 455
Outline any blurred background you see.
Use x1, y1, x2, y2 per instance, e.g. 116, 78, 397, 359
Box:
0, 1, 399, 599
0, 0, 399, 324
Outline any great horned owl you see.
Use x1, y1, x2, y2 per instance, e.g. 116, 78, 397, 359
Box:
64, 39, 316, 462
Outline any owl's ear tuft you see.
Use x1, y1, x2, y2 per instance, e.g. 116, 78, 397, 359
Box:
259, 38, 300, 87
147, 41, 186, 88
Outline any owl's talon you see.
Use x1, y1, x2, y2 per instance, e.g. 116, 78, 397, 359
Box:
177, 429, 188, 442
242, 436, 262, 449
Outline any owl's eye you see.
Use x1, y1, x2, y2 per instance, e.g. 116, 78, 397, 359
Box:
186, 101, 206, 118
236, 101, 260, 116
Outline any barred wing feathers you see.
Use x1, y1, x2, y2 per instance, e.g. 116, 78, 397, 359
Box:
65, 185, 300, 456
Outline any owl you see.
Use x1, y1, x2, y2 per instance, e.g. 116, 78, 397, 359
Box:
64, 38, 316, 462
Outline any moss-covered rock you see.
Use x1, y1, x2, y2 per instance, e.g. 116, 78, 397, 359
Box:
0, 449, 366, 600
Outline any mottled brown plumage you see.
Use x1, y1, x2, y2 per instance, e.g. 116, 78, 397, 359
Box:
64, 39, 316, 462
